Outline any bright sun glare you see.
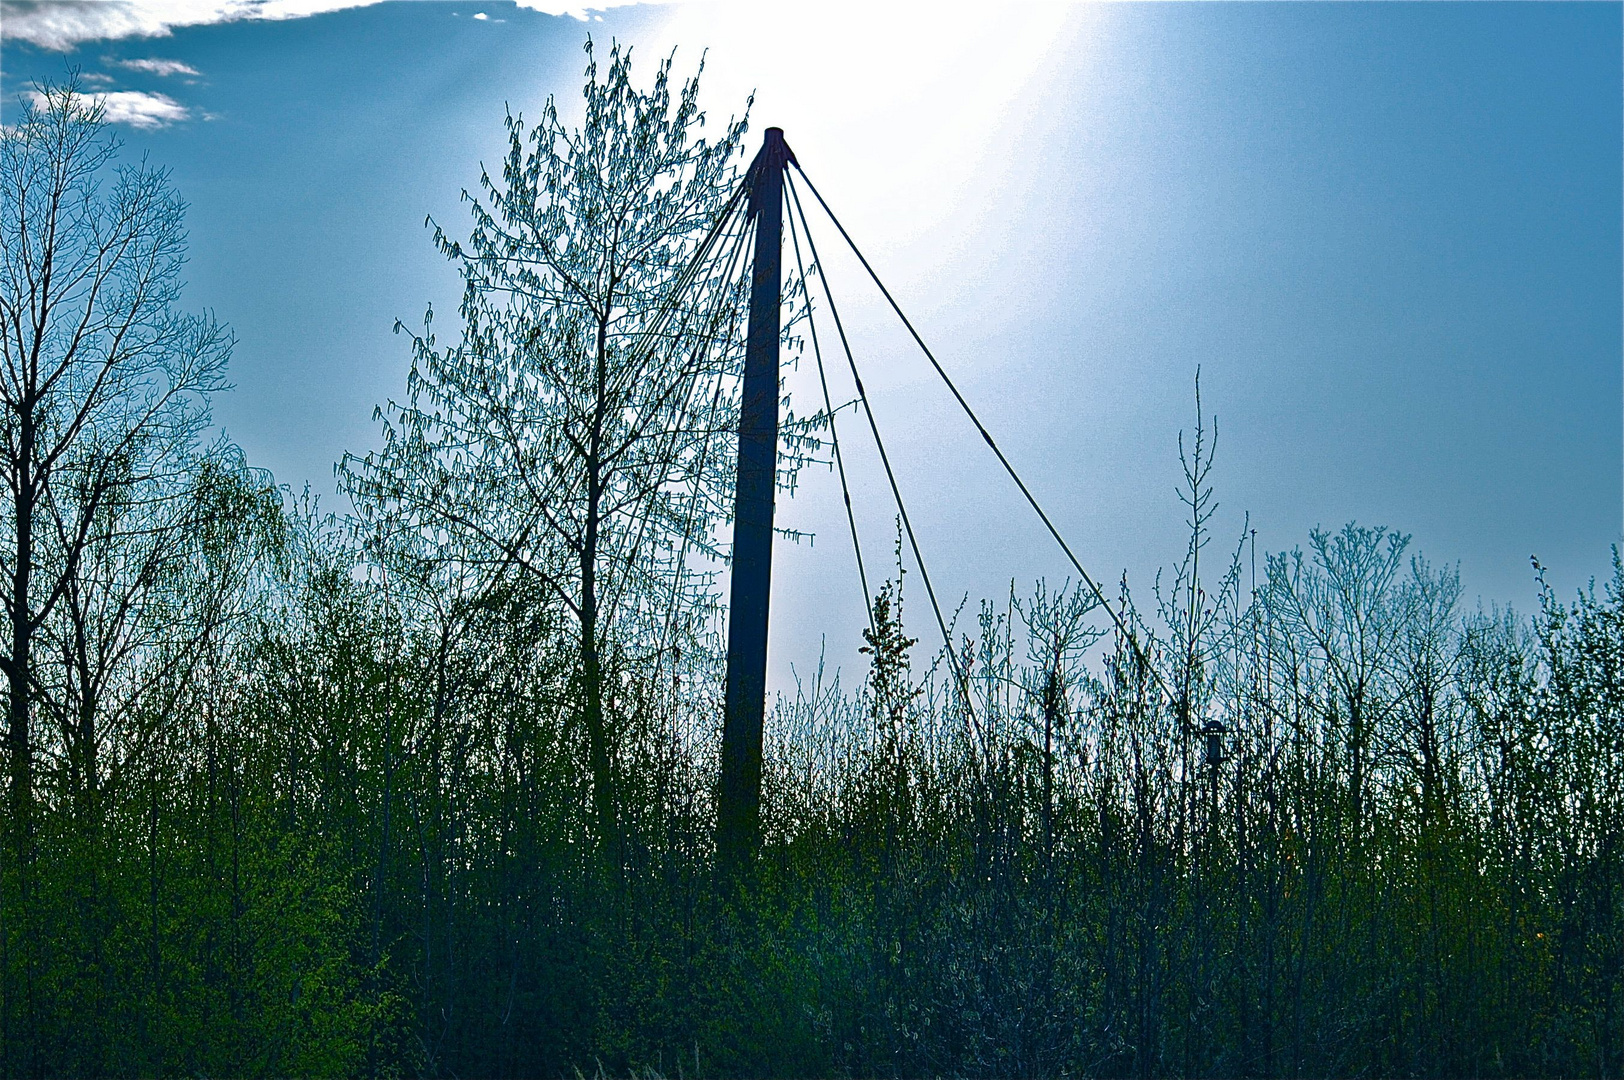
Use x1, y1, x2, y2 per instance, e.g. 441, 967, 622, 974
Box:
643, 3, 1086, 255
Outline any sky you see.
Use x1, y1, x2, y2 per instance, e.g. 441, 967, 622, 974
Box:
2, 0, 1620, 692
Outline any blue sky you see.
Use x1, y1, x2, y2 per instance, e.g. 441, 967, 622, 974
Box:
2, 1, 1619, 688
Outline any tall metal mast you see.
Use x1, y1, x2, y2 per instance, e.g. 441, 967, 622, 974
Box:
717, 127, 794, 871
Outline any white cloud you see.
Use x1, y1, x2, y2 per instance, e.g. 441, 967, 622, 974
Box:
0, 0, 662, 51
26, 87, 190, 129
0, 0, 393, 51
472, 11, 487, 19
513, 0, 657, 19
115, 57, 202, 77
99, 89, 189, 127
0, 0, 654, 50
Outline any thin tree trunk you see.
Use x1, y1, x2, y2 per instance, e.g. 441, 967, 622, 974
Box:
4, 414, 34, 1079
581, 312, 613, 850
7, 412, 33, 855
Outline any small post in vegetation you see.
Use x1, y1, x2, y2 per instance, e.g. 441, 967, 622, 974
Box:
1203, 719, 1228, 768
718, 128, 795, 872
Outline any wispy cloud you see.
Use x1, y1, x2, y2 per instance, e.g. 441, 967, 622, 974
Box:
115, 57, 202, 77
99, 90, 189, 127
27, 87, 190, 129
0, 1, 390, 51
514, 0, 657, 19
0, 0, 656, 50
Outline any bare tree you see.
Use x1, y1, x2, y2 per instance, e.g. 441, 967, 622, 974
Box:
1264, 523, 1410, 834
0, 82, 233, 845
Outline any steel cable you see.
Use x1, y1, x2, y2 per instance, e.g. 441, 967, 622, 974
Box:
784, 172, 977, 723
784, 182, 874, 638
790, 162, 1174, 710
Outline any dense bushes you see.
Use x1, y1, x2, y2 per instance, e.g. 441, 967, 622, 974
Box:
2, 503, 1620, 1077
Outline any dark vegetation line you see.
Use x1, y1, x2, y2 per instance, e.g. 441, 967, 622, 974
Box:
1, 46, 1622, 1079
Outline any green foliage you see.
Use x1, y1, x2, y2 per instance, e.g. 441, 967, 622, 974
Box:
860, 576, 919, 734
